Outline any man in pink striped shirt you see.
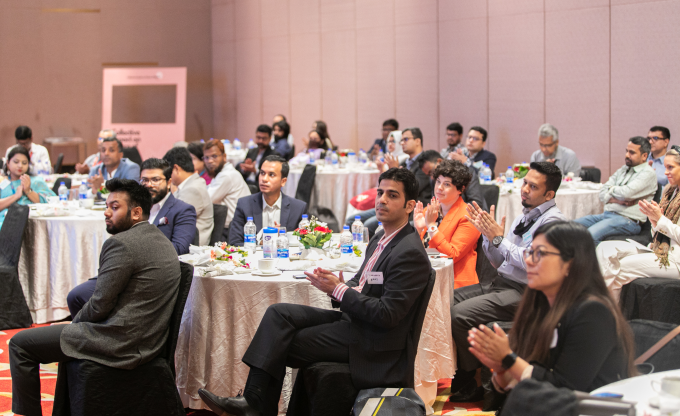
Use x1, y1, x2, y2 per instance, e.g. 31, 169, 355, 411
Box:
199, 168, 432, 416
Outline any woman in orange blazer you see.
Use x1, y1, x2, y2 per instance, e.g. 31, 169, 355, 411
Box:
414, 160, 481, 289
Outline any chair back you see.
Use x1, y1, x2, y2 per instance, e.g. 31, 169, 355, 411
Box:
411, 270, 437, 352
654, 183, 663, 203
0, 204, 30, 268
630, 319, 680, 373
285, 144, 296, 161
210, 204, 228, 245
122, 146, 143, 166
475, 235, 498, 292
164, 262, 194, 378
580, 166, 601, 183
52, 177, 72, 195
192, 226, 200, 246
480, 184, 500, 216
310, 206, 340, 232
295, 164, 317, 206
54, 153, 64, 174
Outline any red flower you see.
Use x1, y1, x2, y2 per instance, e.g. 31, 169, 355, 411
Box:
314, 226, 331, 233
299, 229, 309, 235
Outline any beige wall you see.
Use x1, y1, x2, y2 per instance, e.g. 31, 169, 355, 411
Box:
0, 1, 214, 161
212, 0, 680, 178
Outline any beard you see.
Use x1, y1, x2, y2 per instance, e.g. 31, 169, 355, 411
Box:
208, 161, 225, 177
106, 210, 135, 235
151, 186, 168, 204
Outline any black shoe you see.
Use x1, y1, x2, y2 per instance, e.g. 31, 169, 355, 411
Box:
448, 379, 484, 402
449, 369, 476, 394
198, 388, 261, 416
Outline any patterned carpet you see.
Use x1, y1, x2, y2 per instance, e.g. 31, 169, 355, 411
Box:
1, 326, 493, 416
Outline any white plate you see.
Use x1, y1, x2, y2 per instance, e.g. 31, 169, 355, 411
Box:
250, 269, 282, 276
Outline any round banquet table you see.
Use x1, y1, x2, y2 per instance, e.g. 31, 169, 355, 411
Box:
282, 166, 381, 224
590, 369, 680, 415
496, 186, 604, 234
174, 255, 455, 415
18, 209, 109, 323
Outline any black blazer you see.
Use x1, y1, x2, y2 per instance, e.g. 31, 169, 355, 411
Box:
236, 147, 280, 182
228, 192, 307, 246
401, 156, 433, 206
472, 149, 497, 175
332, 224, 432, 389
530, 299, 628, 392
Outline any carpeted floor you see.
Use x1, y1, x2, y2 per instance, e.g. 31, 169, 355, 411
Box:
1, 326, 492, 416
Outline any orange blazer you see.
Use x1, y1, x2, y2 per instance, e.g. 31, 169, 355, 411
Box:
420, 197, 481, 289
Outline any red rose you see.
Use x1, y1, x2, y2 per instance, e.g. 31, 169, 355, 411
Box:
314, 226, 330, 233
299, 229, 309, 235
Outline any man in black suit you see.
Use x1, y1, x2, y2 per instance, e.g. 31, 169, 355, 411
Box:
237, 124, 280, 190
199, 168, 432, 416
381, 127, 432, 206
229, 155, 307, 245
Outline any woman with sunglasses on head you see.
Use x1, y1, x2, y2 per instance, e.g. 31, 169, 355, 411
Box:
468, 221, 635, 393
597, 146, 680, 300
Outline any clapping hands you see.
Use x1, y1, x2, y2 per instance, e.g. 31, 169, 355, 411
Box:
465, 201, 506, 240
414, 197, 441, 234
639, 199, 663, 227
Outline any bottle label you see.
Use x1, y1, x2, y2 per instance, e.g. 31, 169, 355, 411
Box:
245, 234, 256, 244
59, 194, 68, 201
342, 244, 352, 254
277, 248, 289, 259
79, 193, 87, 200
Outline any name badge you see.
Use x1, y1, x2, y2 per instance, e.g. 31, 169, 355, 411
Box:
366, 271, 384, 285
522, 231, 532, 245
0, 180, 8, 190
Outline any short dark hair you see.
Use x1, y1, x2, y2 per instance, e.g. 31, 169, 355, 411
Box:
163, 147, 195, 173
402, 127, 423, 147
432, 160, 472, 191
262, 155, 289, 178
105, 178, 153, 218
469, 126, 488, 142
529, 161, 562, 194
141, 158, 171, 180
378, 167, 419, 204
383, 118, 399, 130
629, 136, 651, 157
418, 149, 442, 169
102, 137, 124, 153
4, 146, 30, 176
650, 126, 671, 140
256, 124, 273, 136
187, 142, 204, 160
15, 125, 32, 141
273, 120, 290, 138
446, 122, 463, 135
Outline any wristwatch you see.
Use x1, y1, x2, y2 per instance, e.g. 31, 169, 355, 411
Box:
502, 352, 518, 370
492, 235, 503, 248
427, 224, 438, 234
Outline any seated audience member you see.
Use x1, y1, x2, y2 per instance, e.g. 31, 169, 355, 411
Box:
449, 162, 566, 402
647, 125, 671, 187
75, 129, 116, 174
272, 114, 294, 147
188, 141, 212, 185
11, 178, 181, 416
440, 122, 465, 159
313, 120, 334, 150
597, 147, 680, 300
163, 147, 214, 246
465, 126, 497, 174
574, 136, 657, 244
4, 126, 51, 176
468, 221, 634, 394
204, 139, 251, 241
139, 158, 196, 255
229, 155, 307, 246
530, 123, 581, 177
371, 118, 399, 157
419, 149, 487, 210
375, 130, 408, 169
0, 146, 55, 228
88, 137, 141, 196
237, 124, 280, 188
272, 120, 293, 159
198, 168, 431, 416
414, 160, 481, 289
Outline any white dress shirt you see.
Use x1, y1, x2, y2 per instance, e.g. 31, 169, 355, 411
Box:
262, 192, 282, 230
149, 192, 171, 224
207, 163, 252, 228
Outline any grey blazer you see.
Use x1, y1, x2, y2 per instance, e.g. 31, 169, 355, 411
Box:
60, 221, 181, 370
174, 172, 214, 246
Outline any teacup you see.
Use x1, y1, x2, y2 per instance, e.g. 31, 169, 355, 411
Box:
80, 198, 94, 209
653, 376, 680, 397
47, 196, 60, 205
257, 258, 277, 272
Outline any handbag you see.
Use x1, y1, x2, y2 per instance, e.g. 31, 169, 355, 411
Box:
352, 388, 425, 416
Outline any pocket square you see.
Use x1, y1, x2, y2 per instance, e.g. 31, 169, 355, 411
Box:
159, 217, 169, 225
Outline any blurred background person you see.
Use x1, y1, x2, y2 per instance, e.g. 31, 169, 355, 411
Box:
4, 125, 51, 176
75, 129, 116, 174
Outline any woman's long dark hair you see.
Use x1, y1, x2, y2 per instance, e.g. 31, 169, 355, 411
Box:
510, 221, 636, 377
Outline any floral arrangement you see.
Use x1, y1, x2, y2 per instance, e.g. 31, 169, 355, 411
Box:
99, 185, 110, 195
293, 216, 332, 249
210, 242, 251, 268
512, 163, 530, 179
352, 245, 363, 257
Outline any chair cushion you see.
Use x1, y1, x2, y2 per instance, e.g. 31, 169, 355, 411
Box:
620, 277, 680, 325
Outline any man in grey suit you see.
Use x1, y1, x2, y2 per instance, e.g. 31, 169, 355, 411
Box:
164, 147, 214, 245
199, 168, 432, 416
9, 179, 180, 416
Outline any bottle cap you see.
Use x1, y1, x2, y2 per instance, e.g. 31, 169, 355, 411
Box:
378, 222, 382, 226
343, 225, 350, 230
247, 216, 253, 221
355, 216, 361, 220
60, 182, 65, 185
302, 214, 308, 219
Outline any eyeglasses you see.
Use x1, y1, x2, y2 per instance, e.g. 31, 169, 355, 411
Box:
139, 177, 165, 185
400, 137, 412, 143
648, 136, 667, 142
539, 142, 557, 149
203, 154, 222, 162
467, 135, 482, 142
523, 247, 561, 263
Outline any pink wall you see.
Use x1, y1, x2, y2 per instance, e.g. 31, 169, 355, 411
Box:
212, 0, 680, 178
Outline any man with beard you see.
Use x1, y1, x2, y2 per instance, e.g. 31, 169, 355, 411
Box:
139, 158, 196, 254
440, 122, 466, 160
204, 139, 252, 240
10, 179, 180, 416
574, 136, 657, 244
237, 124, 280, 190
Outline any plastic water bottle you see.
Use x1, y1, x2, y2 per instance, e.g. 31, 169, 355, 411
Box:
351, 216, 364, 243
324, 151, 333, 166
375, 222, 384, 234
331, 151, 339, 167
358, 149, 367, 164
276, 229, 289, 259
340, 226, 353, 256
347, 151, 357, 164
58, 182, 68, 201
244, 217, 257, 250
263, 227, 278, 258
299, 214, 310, 230
377, 150, 384, 162
308, 150, 315, 163
480, 164, 492, 183
233, 138, 242, 150
78, 183, 88, 200
505, 166, 514, 184
247, 138, 256, 149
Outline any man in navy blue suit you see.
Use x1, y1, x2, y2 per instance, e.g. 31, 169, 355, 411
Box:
229, 155, 307, 246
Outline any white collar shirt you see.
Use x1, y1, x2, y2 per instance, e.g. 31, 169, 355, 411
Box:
262, 192, 283, 230
149, 192, 171, 224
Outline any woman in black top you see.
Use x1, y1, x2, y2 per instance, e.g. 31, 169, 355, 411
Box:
468, 221, 636, 392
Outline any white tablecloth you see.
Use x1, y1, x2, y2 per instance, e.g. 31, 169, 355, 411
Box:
174, 256, 455, 414
18, 210, 109, 323
496, 186, 604, 234
591, 369, 680, 415
282, 166, 381, 223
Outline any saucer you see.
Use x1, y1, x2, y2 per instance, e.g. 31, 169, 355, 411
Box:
251, 269, 282, 276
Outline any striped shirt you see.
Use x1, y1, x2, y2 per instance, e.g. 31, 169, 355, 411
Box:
331, 222, 408, 301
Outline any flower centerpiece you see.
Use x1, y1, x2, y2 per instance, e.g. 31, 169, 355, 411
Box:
210, 242, 251, 269
293, 216, 332, 259
512, 163, 530, 179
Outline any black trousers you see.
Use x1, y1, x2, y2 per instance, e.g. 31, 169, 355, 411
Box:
450, 276, 526, 372
9, 324, 73, 416
242, 303, 350, 416
66, 277, 97, 318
